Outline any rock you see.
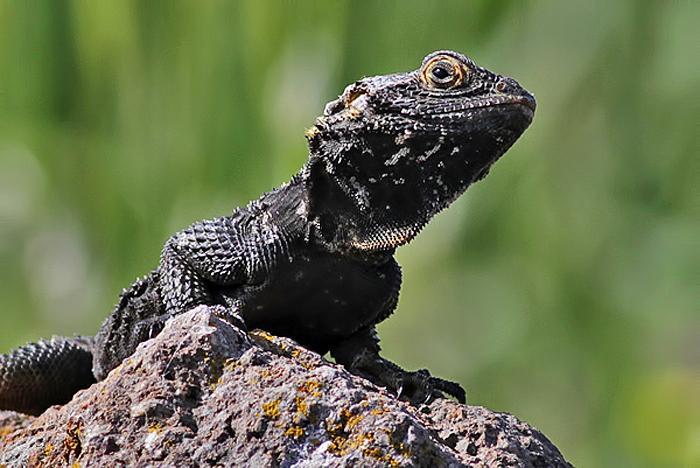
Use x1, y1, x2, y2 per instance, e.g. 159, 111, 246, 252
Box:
0, 306, 571, 467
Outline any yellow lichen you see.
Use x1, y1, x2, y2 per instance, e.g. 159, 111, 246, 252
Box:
208, 357, 239, 390
363, 446, 400, 467
284, 426, 305, 439
251, 330, 275, 341
328, 430, 377, 456
346, 413, 363, 430
147, 422, 163, 434
347, 431, 374, 450
294, 395, 309, 416
364, 447, 384, 459
223, 359, 238, 372
328, 435, 348, 455
298, 380, 322, 397
262, 399, 281, 419
63, 421, 83, 457
324, 406, 383, 458
43, 443, 54, 456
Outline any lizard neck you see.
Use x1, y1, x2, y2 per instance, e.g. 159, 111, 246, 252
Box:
296, 152, 406, 255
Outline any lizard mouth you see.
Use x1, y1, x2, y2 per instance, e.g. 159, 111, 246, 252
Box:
462, 94, 536, 116
452, 93, 536, 132
399, 92, 536, 125
509, 94, 537, 112
502, 95, 537, 123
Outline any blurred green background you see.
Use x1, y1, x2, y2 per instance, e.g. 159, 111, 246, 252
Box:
0, 1, 697, 466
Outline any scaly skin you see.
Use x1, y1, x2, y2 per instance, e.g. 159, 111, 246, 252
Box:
1, 50, 535, 414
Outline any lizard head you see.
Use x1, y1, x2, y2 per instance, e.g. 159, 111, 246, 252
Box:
303, 50, 535, 252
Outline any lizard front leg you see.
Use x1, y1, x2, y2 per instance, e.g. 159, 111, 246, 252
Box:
158, 211, 292, 329
158, 247, 247, 335
331, 327, 466, 405
159, 216, 251, 321
95, 217, 250, 379
95, 216, 255, 379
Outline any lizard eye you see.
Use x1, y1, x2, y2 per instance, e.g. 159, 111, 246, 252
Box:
421, 56, 466, 90
431, 64, 451, 81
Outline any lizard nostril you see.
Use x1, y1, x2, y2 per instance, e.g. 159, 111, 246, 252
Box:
496, 77, 522, 94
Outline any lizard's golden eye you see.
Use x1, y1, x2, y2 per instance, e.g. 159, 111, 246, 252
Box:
422, 56, 466, 89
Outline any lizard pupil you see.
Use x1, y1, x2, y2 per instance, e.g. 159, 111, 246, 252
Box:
431, 65, 450, 80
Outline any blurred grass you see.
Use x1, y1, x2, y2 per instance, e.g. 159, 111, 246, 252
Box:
0, 1, 697, 466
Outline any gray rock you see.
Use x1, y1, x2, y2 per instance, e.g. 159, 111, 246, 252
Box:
0, 306, 571, 467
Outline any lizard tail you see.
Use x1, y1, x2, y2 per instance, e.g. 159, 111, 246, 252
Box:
0, 336, 96, 415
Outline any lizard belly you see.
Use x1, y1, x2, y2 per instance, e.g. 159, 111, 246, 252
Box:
233, 252, 396, 350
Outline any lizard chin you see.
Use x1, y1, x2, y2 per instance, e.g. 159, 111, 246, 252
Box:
343, 105, 534, 251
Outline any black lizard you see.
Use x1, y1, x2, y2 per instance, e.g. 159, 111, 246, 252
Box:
0, 50, 535, 415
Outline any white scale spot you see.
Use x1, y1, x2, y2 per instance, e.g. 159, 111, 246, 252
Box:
418, 144, 442, 162
385, 147, 410, 166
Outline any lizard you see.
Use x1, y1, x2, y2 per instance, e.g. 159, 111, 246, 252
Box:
0, 50, 535, 415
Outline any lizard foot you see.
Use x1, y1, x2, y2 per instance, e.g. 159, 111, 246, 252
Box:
396, 369, 466, 405
347, 350, 466, 405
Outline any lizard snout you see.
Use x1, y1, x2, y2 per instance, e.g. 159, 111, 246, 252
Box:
496, 77, 536, 112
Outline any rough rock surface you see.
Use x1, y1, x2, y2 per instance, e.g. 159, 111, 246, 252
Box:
0, 306, 571, 467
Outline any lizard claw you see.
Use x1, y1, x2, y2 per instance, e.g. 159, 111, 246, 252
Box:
392, 368, 467, 405
428, 375, 467, 404
393, 368, 465, 405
